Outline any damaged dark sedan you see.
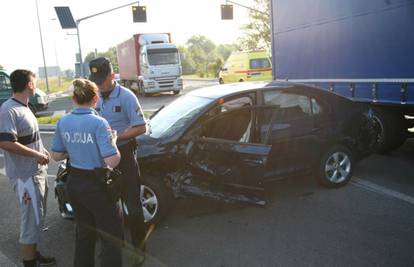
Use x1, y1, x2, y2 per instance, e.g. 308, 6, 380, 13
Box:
55, 81, 376, 224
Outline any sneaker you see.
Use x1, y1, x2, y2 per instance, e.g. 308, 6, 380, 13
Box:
36, 252, 56, 266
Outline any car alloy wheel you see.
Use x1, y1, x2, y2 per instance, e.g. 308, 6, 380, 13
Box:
140, 184, 159, 223
318, 145, 353, 188
324, 152, 351, 184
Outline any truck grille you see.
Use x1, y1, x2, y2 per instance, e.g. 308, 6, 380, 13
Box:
155, 76, 176, 88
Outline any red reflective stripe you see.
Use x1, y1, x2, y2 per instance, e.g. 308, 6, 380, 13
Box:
234, 68, 272, 74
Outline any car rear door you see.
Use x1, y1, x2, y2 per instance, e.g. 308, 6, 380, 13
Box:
182, 106, 271, 205
261, 89, 317, 179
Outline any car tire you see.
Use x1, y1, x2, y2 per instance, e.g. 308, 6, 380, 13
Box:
318, 145, 354, 188
173, 90, 180, 95
140, 176, 174, 224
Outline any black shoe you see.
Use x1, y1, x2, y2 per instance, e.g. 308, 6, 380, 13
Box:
36, 252, 56, 266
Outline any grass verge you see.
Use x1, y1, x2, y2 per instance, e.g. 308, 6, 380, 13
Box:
37, 77, 73, 94
37, 115, 62, 125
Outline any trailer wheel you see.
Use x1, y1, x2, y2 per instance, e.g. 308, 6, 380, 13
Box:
138, 81, 146, 96
372, 108, 407, 153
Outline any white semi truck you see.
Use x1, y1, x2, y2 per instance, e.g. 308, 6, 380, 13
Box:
117, 33, 183, 95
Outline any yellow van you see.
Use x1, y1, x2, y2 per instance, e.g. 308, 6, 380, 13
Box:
219, 50, 272, 84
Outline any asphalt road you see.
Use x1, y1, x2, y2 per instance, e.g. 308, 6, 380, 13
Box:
46, 79, 218, 115
1, 133, 414, 266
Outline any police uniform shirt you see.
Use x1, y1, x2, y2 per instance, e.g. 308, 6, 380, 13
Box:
96, 83, 146, 146
0, 98, 46, 181
51, 107, 118, 170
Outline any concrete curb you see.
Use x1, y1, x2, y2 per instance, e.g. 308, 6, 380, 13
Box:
39, 124, 56, 132
183, 78, 217, 82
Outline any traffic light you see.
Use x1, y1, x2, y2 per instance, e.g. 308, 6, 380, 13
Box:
221, 4, 233, 20
132, 6, 147, 22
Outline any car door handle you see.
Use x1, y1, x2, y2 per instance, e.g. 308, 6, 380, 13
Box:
245, 159, 264, 165
311, 127, 321, 132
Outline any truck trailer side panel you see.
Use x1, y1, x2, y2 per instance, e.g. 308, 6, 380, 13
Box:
271, 0, 414, 81
270, 0, 414, 152
117, 37, 139, 81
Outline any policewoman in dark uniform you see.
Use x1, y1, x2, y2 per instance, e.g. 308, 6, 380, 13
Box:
51, 79, 122, 267
88, 57, 147, 251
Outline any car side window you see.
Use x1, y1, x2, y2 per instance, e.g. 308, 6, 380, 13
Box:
250, 58, 271, 70
263, 90, 311, 121
0, 73, 10, 91
202, 108, 254, 143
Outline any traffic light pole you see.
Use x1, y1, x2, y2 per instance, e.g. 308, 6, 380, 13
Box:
76, 23, 84, 77
75, 0, 139, 77
225, 0, 267, 15
35, 0, 50, 93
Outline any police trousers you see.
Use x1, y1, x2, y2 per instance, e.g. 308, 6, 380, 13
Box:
118, 141, 146, 248
66, 174, 123, 267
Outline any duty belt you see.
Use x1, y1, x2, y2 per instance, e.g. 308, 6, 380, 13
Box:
68, 166, 96, 177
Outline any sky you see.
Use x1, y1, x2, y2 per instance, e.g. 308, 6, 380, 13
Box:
0, 0, 254, 73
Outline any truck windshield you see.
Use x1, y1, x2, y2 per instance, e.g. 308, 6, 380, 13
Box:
147, 48, 180, 65
148, 95, 212, 138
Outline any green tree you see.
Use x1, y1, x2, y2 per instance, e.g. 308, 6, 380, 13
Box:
216, 44, 239, 62
239, 0, 271, 51
84, 47, 119, 72
178, 46, 196, 75
186, 35, 217, 77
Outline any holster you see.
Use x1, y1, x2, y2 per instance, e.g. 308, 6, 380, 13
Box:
94, 168, 123, 202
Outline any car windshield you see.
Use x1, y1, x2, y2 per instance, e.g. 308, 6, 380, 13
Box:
147, 48, 180, 65
148, 94, 213, 138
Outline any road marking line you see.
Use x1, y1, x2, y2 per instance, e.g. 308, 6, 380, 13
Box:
352, 177, 414, 206
0, 152, 5, 176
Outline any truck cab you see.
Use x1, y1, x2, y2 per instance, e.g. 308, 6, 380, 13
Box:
117, 33, 183, 96
140, 42, 183, 94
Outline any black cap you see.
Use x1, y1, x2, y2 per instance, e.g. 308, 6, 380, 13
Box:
89, 57, 112, 85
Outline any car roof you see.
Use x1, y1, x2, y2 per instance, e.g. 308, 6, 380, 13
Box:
188, 81, 299, 100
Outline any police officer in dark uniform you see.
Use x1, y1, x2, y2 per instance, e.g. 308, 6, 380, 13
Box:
88, 58, 147, 253
51, 79, 123, 267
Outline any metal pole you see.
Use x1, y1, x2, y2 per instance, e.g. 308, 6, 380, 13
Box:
35, 0, 49, 93
73, 1, 139, 78
77, 1, 139, 22
76, 22, 83, 77
226, 0, 267, 15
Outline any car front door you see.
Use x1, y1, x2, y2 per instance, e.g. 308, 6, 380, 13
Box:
181, 105, 271, 205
